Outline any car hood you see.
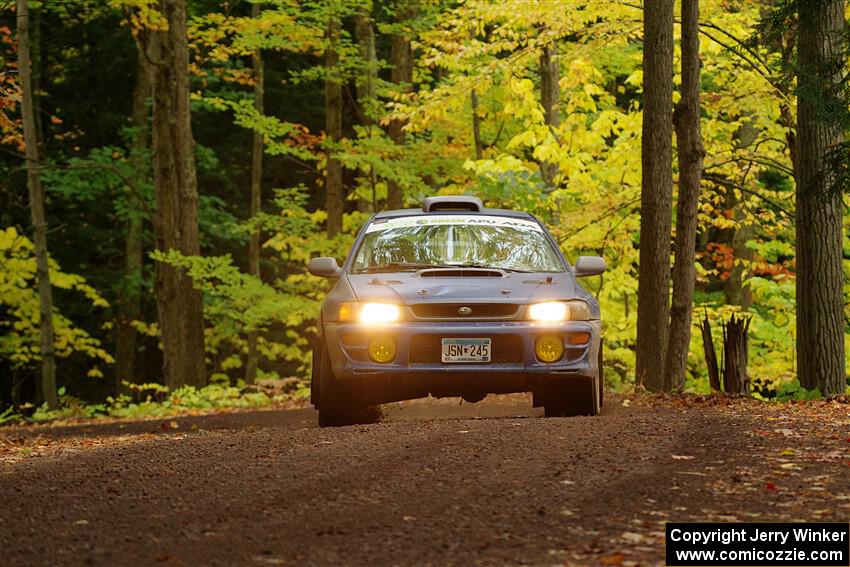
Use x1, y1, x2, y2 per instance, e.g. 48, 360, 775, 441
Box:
347, 272, 581, 305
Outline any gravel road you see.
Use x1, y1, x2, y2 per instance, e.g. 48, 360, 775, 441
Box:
2, 394, 848, 566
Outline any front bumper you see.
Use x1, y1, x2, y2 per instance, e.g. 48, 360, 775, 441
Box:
322, 320, 601, 402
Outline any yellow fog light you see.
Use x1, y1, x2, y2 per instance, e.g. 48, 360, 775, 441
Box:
535, 335, 564, 363
368, 336, 396, 363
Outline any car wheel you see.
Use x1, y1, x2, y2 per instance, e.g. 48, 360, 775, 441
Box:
598, 340, 604, 410
316, 343, 379, 427
544, 375, 599, 417
543, 390, 567, 417
310, 343, 321, 409
316, 344, 354, 427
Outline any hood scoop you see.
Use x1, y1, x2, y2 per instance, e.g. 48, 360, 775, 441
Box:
419, 268, 504, 278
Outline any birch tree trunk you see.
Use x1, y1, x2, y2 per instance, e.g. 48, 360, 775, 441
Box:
17, 0, 57, 409
141, 0, 206, 389
635, 0, 674, 391
795, 0, 846, 395
662, 0, 703, 392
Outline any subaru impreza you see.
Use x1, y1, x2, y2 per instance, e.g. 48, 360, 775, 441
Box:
308, 196, 605, 426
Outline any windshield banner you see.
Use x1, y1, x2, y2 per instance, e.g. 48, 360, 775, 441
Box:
366, 215, 543, 234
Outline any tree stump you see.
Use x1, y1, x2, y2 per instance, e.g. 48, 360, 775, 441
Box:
699, 312, 721, 391
722, 314, 752, 395
701, 312, 751, 394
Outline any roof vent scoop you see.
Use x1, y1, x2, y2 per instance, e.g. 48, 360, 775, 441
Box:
423, 196, 483, 213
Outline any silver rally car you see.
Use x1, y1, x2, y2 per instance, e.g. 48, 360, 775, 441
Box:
308, 196, 606, 426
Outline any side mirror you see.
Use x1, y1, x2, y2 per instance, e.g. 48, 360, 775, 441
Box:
308, 257, 342, 278
573, 256, 606, 278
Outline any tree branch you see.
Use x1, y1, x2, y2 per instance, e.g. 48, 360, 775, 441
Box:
703, 173, 793, 217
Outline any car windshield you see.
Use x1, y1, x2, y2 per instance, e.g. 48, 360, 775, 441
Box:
351, 214, 565, 273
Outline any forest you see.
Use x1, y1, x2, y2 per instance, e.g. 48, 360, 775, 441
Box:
1, 0, 848, 418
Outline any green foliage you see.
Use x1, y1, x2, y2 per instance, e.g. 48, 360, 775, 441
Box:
0, 406, 22, 425
762, 379, 824, 402
149, 187, 353, 377
0, 227, 113, 373
22, 381, 298, 423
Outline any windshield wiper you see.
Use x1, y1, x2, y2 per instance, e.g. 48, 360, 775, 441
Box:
356, 262, 440, 273
447, 263, 533, 273
356, 262, 533, 274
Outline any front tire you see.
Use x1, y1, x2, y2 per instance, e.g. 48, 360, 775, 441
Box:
598, 340, 604, 409
314, 343, 377, 427
543, 375, 600, 417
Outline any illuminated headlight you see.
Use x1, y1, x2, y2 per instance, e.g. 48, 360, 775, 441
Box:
338, 302, 401, 324
527, 301, 591, 321
528, 301, 568, 321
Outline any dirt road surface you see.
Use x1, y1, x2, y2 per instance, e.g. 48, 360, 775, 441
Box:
2, 394, 849, 566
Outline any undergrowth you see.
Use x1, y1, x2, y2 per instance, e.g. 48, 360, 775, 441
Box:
1, 376, 309, 425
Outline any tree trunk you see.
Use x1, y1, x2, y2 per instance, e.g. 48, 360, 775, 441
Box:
470, 89, 483, 160
795, 0, 846, 395
779, 29, 797, 175
354, 11, 377, 213
386, 6, 413, 210
17, 0, 57, 409
539, 40, 560, 189
30, 3, 44, 157
725, 208, 753, 309
635, 0, 674, 391
662, 0, 703, 392
115, 50, 150, 393
141, 0, 206, 390
324, 16, 343, 238
244, 1, 264, 386
354, 12, 377, 126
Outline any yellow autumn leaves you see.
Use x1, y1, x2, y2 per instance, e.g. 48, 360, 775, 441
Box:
0, 227, 113, 373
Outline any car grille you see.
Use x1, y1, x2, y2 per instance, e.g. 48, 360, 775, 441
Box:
409, 334, 524, 364
410, 303, 519, 320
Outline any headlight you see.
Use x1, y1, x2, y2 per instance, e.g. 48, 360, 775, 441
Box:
528, 301, 568, 321
338, 302, 401, 324
527, 301, 591, 321
360, 303, 401, 323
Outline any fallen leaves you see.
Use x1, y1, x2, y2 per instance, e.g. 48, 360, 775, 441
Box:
599, 553, 627, 565
0, 426, 194, 465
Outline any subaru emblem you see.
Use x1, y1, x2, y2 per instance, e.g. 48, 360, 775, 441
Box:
458, 306, 472, 316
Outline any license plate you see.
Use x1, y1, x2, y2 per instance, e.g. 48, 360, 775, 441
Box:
441, 338, 491, 363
